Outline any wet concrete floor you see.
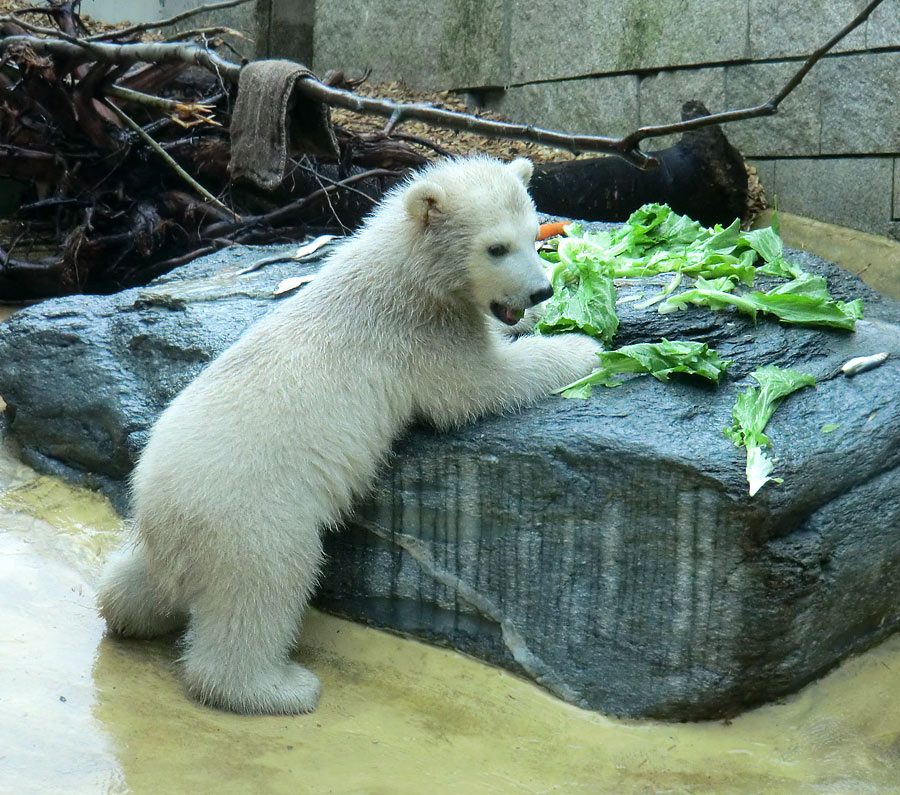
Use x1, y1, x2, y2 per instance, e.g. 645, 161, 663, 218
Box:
3, 433, 900, 794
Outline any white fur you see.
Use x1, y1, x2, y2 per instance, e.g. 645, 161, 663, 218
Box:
97, 156, 603, 715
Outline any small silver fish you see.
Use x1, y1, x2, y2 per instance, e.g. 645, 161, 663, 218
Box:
841, 352, 890, 377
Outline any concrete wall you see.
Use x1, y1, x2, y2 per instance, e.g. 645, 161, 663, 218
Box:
301, 0, 900, 239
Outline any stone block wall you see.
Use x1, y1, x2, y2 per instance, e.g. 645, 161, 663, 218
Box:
302, 0, 900, 239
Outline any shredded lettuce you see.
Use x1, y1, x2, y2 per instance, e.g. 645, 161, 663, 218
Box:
658, 274, 864, 330
724, 365, 816, 495
536, 203, 864, 338
557, 339, 731, 399
534, 235, 619, 344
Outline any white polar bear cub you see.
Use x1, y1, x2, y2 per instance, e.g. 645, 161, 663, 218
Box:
97, 155, 602, 715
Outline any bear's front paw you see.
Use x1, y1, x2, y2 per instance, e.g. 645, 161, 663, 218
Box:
559, 333, 604, 377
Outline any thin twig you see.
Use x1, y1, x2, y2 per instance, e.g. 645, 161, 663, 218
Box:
106, 84, 221, 127
6, 7, 54, 15
86, 0, 255, 41
18, 197, 90, 212
99, 97, 239, 220
772, 0, 882, 105
145, 245, 218, 274
389, 131, 454, 157
291, 158, 388, 205
202, 168, 399, 239
304, 158, 353, 233
161, 27, 248, 43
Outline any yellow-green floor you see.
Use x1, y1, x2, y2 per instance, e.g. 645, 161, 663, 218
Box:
3, 440, 900, 794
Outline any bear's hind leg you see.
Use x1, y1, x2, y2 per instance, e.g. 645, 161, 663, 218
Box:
98, 543, 188, 638
180, 545, 323, 715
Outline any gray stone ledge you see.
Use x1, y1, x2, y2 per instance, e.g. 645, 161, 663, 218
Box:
762, 157, 894, 236
1, 238, 899, 720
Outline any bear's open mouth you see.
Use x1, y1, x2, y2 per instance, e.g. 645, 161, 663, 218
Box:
490, 302, 525, 326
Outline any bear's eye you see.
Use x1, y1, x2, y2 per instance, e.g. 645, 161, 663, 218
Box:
487, 244, 508, 258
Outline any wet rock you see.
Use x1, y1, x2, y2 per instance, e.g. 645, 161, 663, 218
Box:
1, 232, 899, 719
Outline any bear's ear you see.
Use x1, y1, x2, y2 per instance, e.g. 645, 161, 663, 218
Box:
507, 157, 533, 187
404, 181, 447, 228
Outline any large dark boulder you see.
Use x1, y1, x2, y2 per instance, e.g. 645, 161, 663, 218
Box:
1, 231, 899, 720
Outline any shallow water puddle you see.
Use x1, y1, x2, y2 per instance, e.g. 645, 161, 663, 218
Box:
3, 434, 900, 793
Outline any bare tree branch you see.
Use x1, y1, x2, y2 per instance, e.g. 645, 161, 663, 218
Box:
0, 15, 108, 57
99, 96, 238, 219
201, 168, 400, 239
301, 80, 658, 167
0, 34, 242, 79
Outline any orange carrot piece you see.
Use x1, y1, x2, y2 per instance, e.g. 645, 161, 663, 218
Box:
536, 221, 569, 241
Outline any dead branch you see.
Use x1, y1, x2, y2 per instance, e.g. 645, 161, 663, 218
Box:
0, 34, 242, 79
201, 168, 399, 239
99, 97, 237, 218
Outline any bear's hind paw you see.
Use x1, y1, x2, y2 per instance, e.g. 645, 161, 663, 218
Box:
187, 662, 322, 715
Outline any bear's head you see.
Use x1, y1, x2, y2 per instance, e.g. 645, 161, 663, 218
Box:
403, 157, 554, 325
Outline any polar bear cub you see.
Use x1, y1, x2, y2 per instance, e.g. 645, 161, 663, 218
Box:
97, 155, 602, 715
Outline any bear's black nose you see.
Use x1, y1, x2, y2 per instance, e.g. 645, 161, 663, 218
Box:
529, 285, 554, 305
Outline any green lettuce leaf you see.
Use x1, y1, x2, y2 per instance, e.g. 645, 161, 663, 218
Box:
557, 339, 731, 398
724, 365, 816, 495
658, 275, 864, 330
534, 236, 619, 344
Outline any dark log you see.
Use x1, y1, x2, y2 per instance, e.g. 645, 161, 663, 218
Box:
0, 255, 67, 298
334, 129, 429, 170
0, 146, 64, 183
529, 102, 749, 228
